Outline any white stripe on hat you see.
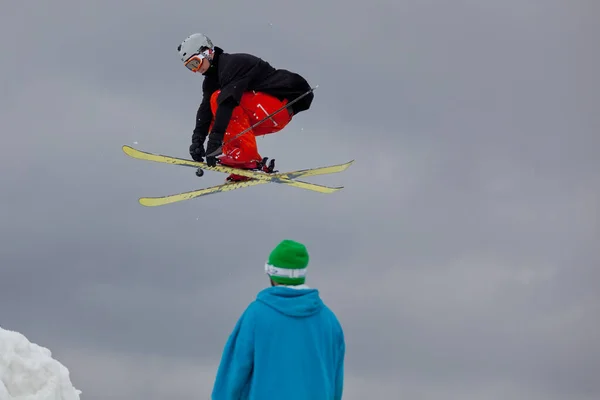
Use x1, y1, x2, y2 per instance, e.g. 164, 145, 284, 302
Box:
264, 263, 307, 278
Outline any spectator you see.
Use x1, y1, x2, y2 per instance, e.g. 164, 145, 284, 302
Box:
211, 239, 345, 400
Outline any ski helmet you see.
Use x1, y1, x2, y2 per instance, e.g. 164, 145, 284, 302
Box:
177, 33, 214, 63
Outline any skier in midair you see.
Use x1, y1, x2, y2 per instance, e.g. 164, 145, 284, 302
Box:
177, 33, 314, 181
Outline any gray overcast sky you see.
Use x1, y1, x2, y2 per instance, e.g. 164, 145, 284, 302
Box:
1, 0, 599, 399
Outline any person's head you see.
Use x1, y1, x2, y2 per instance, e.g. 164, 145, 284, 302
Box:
177, 33, 214, 74
264, 240, 310, 286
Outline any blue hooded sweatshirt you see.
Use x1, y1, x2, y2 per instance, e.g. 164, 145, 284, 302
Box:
211, 285, 345, 400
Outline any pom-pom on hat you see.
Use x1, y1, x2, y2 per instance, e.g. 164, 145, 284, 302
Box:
264, 240, 309, 285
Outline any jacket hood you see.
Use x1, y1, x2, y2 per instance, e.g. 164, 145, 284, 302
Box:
256, 286, 324, 317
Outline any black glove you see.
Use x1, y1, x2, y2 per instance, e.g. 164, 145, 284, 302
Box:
189, 142, 205, 162
205, 135, 223, 167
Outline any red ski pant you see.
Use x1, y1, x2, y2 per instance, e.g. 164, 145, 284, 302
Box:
209, 90, 292, 165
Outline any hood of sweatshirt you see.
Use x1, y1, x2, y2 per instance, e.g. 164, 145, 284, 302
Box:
256, 286, 324, 317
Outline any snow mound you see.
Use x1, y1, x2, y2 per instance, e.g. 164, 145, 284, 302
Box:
0, 326, 81, 400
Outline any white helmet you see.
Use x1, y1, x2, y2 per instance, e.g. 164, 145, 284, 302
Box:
177, 33, 214, 63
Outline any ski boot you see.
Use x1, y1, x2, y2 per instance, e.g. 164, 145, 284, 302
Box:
224, 157, 277, 182
225, 174, 253, 182
257, 157, 277, 173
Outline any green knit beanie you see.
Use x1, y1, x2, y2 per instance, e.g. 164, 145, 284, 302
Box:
264, 240, 309, 285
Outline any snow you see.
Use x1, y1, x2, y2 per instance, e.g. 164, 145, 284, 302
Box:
0, 327, 81, 400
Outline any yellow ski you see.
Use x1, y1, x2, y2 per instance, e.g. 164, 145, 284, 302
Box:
122, 145, 354, 206
122, 145, 353, 183
139, 180, 269, 207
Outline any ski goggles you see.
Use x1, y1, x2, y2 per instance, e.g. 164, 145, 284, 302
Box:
184, 50, 211, 72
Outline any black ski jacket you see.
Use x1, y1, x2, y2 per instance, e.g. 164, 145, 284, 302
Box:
192, 47, 314, 144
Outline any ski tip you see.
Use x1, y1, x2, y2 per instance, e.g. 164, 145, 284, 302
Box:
323, 186, 345, 192
138, 198, 153, 207
122, 144, 136, 155
139, 197, 168, 207
338, 160, 355, 170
